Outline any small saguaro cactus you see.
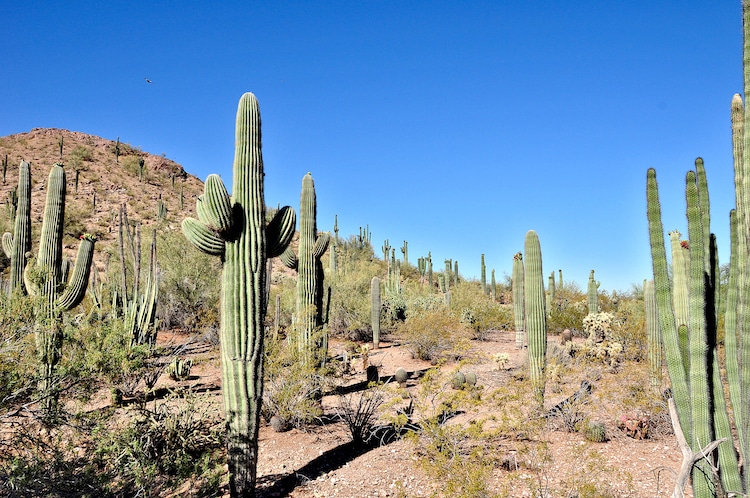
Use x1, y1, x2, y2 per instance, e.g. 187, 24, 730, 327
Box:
400, 240, 408, 265
138, 157, 145, 183
382, 239, 390, 262
371, 276, 381, 349
114, 137, 120, 163
181, 93, 296, 496
480, 253, 487, 294
512, 252, 525, 349
281, 173, 330, 360
491, 269, 496, 301
2, 161, 32, 296
524, 231, 546, 406
427, 252, 433, 288
587, 270, 600, 314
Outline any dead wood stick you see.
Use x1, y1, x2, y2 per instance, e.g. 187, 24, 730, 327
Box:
668, 398, 726, 498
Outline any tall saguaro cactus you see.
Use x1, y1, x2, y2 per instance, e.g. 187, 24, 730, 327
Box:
524, 231, 546, 405
23, 164, 96, 415
282, 173, 330, 360
647, 164, 741, 495
182, 93, 296, 497
2, 160, 31, 295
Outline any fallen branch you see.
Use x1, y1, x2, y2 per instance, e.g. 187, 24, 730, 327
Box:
668, 398, 726, 498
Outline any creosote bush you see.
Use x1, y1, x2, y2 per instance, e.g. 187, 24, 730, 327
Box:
396, 308, 472, 362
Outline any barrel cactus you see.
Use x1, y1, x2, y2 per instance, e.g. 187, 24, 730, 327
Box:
182, 93, 296, 496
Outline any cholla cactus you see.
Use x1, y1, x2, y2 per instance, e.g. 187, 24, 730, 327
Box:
582, 312, 614, 343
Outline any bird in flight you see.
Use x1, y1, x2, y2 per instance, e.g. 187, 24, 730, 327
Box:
144, 78, 153, 83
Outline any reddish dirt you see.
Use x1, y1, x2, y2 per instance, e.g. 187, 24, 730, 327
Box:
157, 329, 690, 498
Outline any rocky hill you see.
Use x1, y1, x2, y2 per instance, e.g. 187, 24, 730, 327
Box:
0, 127, 206, 268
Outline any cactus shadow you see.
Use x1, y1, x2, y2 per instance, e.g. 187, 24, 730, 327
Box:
256, 409, 460, 497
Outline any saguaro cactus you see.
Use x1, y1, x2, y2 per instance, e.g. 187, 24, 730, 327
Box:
2, 161, 31, 295
647, 164, 741, 495
182, 93, 296, 496
400, 240, 408, 265
512, 252, 525, 349
24, 164, 95, 415
587, 270, 600, 314
524, 231, 546, 405
371, 276, 381, 349
480, 253, 487, 294
282, 173, 330, 359
643, 279, 661, 387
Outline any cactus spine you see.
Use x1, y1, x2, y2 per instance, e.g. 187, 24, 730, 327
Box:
524, 231, 546, 406
2, 161, 31, 295
181, 93, 296, 496
512, 252, 525, 349
371, 276, 381, 349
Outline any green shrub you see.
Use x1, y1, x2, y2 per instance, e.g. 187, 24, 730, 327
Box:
262, 335, 324, 428
446, 281, 514, 339
156, 230, 221, 336
396, 309, 472, 362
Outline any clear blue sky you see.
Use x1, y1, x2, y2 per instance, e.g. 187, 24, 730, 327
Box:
0, 1, 743, 293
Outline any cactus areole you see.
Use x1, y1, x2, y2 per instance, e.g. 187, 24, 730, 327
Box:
182, 93, 296, 497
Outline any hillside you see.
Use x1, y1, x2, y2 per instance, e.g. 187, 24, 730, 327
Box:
0, 128, 205, 267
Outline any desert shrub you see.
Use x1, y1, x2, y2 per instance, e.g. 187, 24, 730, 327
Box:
412, 419, 500, 498
335, 385, 387, 445
446, 282, 514, 339
0, 295, 38, 410
609, 297, 647, 361
93, 391, 224, 495
326, 237, 383, 340
548, 297, 588, 335
156, 230, 221, 336
396, 309, 472, 362
262, 335, 323, 428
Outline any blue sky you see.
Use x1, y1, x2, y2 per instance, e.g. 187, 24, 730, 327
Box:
0, 1, 743, 293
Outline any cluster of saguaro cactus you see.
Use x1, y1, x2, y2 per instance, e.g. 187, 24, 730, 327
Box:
182, 93, 296, 496
116, 204, 159, 347
371, 276, 380, 349
512, 252, 525, 349
647, 161, 741, 495
524, 231, 546, 406
281, 173, 330, 360
587, 270, 599, 314
357, 225, 371, 249
386, 248, 401, 295
11, 164, 96, 415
